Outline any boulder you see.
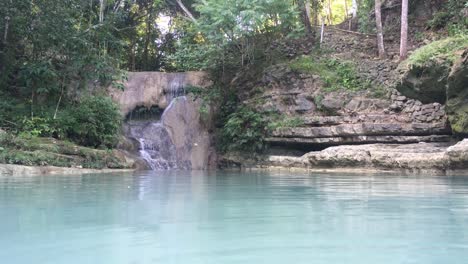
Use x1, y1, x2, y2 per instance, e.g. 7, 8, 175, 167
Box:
396, 60, 450, 104
445, 139, 468, 169
320, 93, 346, 114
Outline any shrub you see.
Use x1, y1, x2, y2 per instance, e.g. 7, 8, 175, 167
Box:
428, 11, 451, 29
19, 117, 63, 138
60, 96, 122, 148
220, 107, 269, 152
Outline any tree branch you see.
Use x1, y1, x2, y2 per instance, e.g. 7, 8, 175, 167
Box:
176, 0, 197, 23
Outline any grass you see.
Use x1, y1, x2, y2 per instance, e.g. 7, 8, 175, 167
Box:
0, 133, 131, 169
269, 116, 305, 129
405, 36, 468, 67
289, 56, 370, 92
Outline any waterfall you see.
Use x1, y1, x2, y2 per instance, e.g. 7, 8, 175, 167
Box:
124, 75, 190, 170
164, 74, 186, 104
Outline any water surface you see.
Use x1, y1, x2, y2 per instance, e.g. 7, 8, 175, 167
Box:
1, 171, 468, 264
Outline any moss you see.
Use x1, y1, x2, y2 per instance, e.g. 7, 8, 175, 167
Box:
290, 56, 338, 82
404, 36, 468, 67
289, 56, 370, 92
449, 104, 468, 135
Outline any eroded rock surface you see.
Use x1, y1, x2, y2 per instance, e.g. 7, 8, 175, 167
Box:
123, 96, 217, 170
222, 140, 468, 173
110, 71, 210, 117
161, 97, 217, 170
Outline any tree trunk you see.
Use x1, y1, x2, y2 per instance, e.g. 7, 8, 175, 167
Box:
143, 6, 153, 70
312, 0, 319, 28
3, 16, 10, 45
375, 0, 385, 58
54, 80, 65, 120
99, 0, 105, 23
351, 0, 358, 18
327, 0, 333, 25
344, 0, 350, 30
400, 0, 409, 60
320, 17, 325, 44
301, 0, 313, 36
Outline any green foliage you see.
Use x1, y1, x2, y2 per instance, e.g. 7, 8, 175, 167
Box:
428, 11, 452, 29
220, 107, 269, 153
404, 36, 468, 67
314, 94, 325, 111
61, 96, 122, 148
186, 85, 222, 117
290, 56, 369, 92
269, 116, 305, 129
168, 0, 305, 71
357, 0, 374, 34
427, 0, 468, 35
19, 117, 61, 138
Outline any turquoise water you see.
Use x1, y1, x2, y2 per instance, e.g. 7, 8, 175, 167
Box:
1, 171, 468, 264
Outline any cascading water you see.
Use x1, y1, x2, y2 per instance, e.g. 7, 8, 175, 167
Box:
124, 74, 190, 170
165, 74, 186, 103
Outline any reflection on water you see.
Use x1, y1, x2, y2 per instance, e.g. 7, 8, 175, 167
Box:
1, 171, 468, 264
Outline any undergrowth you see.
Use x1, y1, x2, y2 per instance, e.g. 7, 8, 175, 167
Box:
289, 56, 371, 92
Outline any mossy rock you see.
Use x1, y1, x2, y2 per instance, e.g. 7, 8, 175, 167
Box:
447, 50, 468, 135
397, 60, 450, 104
396, 36, 468, 104
0, 134, 134, 169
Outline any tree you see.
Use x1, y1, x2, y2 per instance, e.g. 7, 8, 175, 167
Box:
171, 0, 303, 69
375, 0, 385, 58
400, 0, 409, 60
299, 0, 314, 37
351, 0, 358, 19
327, 0, 333, 24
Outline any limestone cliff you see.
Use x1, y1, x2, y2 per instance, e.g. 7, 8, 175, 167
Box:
220, 34, 468, 173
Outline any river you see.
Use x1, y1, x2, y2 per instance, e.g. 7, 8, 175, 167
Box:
1, 171, 468, 263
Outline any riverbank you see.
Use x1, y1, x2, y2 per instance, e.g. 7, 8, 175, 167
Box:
0, 132, 141, 172
220, 139, 468, 175
0, 164, 135, 176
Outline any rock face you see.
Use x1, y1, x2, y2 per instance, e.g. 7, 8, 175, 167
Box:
447, 51, 468, 135
110, 71, 210, 117
396, 60, 450, 104
161, 97, 217, 170
265, 87, 451, 148
223, 140, 468, 173
396, 45, 468, 135
123, 96, 217, 170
